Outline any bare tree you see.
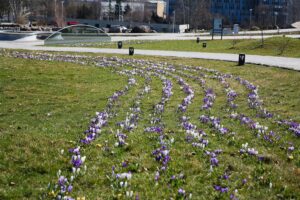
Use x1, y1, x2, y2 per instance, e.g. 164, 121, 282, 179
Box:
65, 0, 77, 19
189, 0, 212, 30
0, 0, 10, 20
131, 9, 143, 23
255, 4, 272, 29
143, 8, 152, 23
9, 0, 30, 24
123, 3, 132, 21
97, 0, 103, 20
292, 0, 300, 22
89, 0, 102, 20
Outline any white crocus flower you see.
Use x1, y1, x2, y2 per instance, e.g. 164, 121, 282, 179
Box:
81, 156, 86, 163
57, 169, 61, 177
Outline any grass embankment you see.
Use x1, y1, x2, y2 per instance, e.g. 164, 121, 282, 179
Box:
77, 37, 300, 58
0, 54, 299, 199
0, 57, 127, 199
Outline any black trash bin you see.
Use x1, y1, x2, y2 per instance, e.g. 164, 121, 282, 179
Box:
118, 41, 123, 49
129, 47, 134, 56
197, 37, 200, 43
238, 54, 246, 66
203, 43, 207, 48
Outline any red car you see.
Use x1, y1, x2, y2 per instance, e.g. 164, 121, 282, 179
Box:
67, 21, 79, 26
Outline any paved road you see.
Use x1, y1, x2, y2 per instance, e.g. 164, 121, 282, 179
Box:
105, 28, 300, 41
111, 34, 300, 42
0, 41, 299, 71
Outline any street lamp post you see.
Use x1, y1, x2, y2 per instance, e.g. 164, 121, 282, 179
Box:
54, 0, 57, 18
261, 11, 265, 47
173, 10, 175, 33
119, 4, 121, 22
61, 1, 64, 27
61, 1, 64, 20
274, 11, 278, 27
181, 0, 185, 24
274, 11, 279, 34
249, 9, 253, 30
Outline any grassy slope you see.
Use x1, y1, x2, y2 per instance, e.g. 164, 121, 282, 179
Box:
0, 57, 127, 199
79, 37, 300, 58
0, 54, 299, 199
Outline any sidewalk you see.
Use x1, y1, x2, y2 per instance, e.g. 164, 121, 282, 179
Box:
0, 41, 299, 71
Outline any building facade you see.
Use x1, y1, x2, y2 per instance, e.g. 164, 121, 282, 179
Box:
210, 0, 258, 26
210, 0, 295, 27
257, 0, 292, 27
72, 0, 167, 20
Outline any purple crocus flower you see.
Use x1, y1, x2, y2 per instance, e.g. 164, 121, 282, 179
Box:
178, 188, 186, 195
223, 174, 229, 180
210, 157, 219, 166
288, 146, 295, 151
213, 185, 221, 191
58, 176, 67, 186
221, 187, 229, 193
67, 185, 73, 193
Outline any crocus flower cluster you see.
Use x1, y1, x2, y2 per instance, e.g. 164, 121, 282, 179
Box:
263, 131, 281, 143
177, 77, 195, 112
7, 51, 89, 65
200, 115, 229, 135
115, 130, 128, 147
239, 143, 259, 156
257, 108, 273, 118
216, 75, 230, 89
236, 77, 260, 104
235, 77, 274, 119
248, 91, 262, 109
115, 74, 151, 148
140, 75, 174, 182
152, 144, 171, 171
178, 188, 186, 195
287, 143, 295, 160
174, 76, 210, 150
226, 88, 238, 109
181, 117, 209, 149
177, 187, 192, 199
118, 111, 139, 131
71, 154, 86, 169
106, 74, 138, 116
145, 77, 173, 133
111, 164, 134, 197
201, 88, 216, 110
81, 112, 108, 144
52, 171, 74, 200
213, 185, 229, 193
230, 113, 280, 142
152, 132, 174, 183
144, 126, 163, 134
205, 149, 222, 171
279, 120, 300, 137
153, 79, 173, 114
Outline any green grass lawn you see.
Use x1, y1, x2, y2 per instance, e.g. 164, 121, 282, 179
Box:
64, 37, 300, 58
0, 52, 299, 199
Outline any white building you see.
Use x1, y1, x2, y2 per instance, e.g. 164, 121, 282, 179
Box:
73, 0, 167, 19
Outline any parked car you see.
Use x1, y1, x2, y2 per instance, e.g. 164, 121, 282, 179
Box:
131, 25, 155, 33
109, 25, 128, 33
67, 21, 80, 26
